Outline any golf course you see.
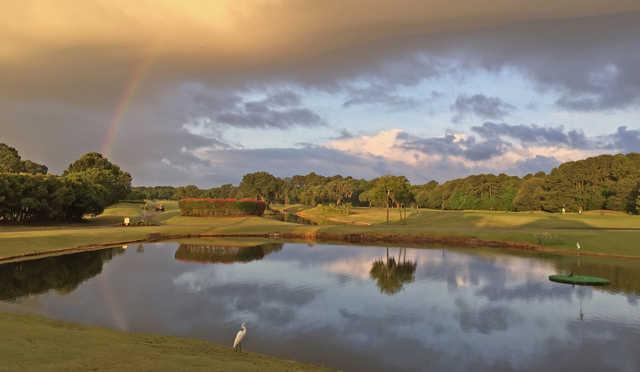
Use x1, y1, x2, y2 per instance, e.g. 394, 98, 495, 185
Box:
2, 201, 639, 262
5, 4, 640, 370
1, 201, 639, 370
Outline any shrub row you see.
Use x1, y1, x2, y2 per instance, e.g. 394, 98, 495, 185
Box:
178, 198, 266, 217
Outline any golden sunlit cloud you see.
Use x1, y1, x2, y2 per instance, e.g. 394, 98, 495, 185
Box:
2, 0, 639, 104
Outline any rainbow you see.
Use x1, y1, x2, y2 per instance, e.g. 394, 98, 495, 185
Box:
97, 270, 129, 331
101, 53, 155, 158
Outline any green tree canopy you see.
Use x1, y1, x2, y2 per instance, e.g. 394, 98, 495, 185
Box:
238, 171, 283, 203
63, 152, 132, 205
0, 143, 47, 174
361, 175, 413, 207
413, 181, 439, 207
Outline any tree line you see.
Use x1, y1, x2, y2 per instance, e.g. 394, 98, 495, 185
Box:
130, 153, 640, 214
0, 144, 131, 224
3, 140, 640, 225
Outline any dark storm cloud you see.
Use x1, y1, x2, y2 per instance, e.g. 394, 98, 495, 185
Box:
471, 122, 591, 147
471, 122, 640, 153
2, 2, 639, 107
324, 11, 640, 112
461, 137, 510, 161
402, 132, 510, 161
188, 89, 325, 130
459, 13, 640, 111
451, 94, 515, 123
406, 122, 637, 163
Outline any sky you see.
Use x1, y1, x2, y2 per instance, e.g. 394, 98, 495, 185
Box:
2, 1, 640, 186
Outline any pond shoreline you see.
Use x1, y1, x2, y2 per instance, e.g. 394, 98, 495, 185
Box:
0, 312, 328, 371
3, 229, 639, 264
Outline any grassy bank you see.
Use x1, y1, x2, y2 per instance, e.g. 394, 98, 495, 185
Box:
0, 312, 326, 372
1, 203, 639, 262
301, 206, 640, 257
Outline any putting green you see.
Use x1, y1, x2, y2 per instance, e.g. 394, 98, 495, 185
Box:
548, 274, 610, 286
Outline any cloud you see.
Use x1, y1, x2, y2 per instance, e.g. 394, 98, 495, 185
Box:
332, 129, 356, 140
326, 129, 426, 165
451, 94, 515, 123
471, 122, 591, 147
2, 2, 639, 107
3, 3, 640, 186
342, 83, 420, 110
187, 89, 325, 130
176, 144, 417, 185
510, 156, 561, 175
400, 132, 511, 161
609, 126, 640, 152
168, 122, 619, 186
459, 13, 640, 111
323, 123, 639, 182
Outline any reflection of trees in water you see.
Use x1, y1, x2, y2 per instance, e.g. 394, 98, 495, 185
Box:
370, 247, 417, 295
0, 248, 124, 301
174, 243, 283, 264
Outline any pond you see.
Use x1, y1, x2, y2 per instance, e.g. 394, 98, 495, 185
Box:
1, 241, 639, 371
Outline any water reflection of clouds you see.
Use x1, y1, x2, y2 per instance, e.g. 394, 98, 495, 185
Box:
205, 282, 319, 327
476, 281, 574, 302
454, 298, 524, 334
9, 242, 640, 372
321, 253, 375, 280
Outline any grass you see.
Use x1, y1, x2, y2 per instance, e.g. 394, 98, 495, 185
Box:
300, 206, 640, 257
298, 205, 405, 225
0, 312, 327, 372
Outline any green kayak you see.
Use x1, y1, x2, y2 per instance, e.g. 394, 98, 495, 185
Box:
549, 274, 610, 286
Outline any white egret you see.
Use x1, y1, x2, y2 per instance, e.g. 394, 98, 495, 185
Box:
576, 242, 581, 250
233, 322, 247, 352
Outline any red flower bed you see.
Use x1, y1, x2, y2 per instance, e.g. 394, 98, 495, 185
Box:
178, 198, 266, 217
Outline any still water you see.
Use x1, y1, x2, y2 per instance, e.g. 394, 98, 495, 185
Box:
1, 241, 639, 371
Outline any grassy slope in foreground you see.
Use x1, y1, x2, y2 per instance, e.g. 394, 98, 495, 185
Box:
0, 312, 327, 372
